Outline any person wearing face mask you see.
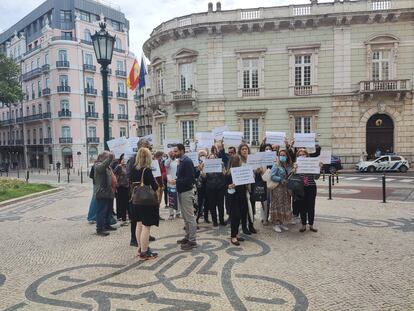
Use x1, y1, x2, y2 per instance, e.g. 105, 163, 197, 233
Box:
294, 148, 320, 233
195, 150, 210, 223
270, 150, 294, 233
259, 143, 274, 225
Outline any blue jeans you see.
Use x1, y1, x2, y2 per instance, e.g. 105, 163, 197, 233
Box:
87, 186, 97, 222
96, 198, 112, 232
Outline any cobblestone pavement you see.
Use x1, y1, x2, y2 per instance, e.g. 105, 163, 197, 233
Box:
0, 183, 413, 310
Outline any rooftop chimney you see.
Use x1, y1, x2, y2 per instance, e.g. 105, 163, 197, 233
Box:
216, 2, 222, 12
208, 2, 213, 12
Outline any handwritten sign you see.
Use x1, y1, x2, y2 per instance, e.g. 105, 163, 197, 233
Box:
223, 131, 243, 147
319, 149, 332, 165
195, 132, 214, 150
106, 137, 128, 158
212, 126, 229, 140
203, 159, 223, 174
294, 133, 316, 149
231, 166, 255, 186
127, 137, 140, 153
265, 132, 286, 146
151, 159, 161, 178
247, 154, 264, 169
163, 139, 181, 153
296, 157, 321, 174
187, 152, 199, 167
261, 151, 277, 167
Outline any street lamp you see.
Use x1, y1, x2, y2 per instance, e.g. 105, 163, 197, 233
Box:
91, 22, 115, 150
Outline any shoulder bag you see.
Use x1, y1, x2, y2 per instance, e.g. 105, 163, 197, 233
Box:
131, 168, 158, 207
287, 174, 305, 201
261, 168, 279, 190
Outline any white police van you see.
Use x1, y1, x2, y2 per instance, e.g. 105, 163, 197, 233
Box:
356, 155, 410, 173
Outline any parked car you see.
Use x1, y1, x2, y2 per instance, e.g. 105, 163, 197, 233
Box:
322, 155, 343, 174
356, 155, 410, 173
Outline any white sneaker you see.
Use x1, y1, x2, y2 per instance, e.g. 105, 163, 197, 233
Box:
289, 219, 297, 225
280, 224, 289, 231
273, 225, 282, 233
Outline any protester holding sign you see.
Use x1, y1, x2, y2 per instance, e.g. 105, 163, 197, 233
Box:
225, 155, 248, 246
294, 148, 320, 233
270, 150, 294, 233
195, 150, 210, 224
164, 151, 180, 220
201, 154, 226, 227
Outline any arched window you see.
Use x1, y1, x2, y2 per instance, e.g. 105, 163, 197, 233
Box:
84, 29, 91, 42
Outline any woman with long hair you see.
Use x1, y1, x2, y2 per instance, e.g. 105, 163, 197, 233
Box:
130, 148, 159, 260
225, 155, 247, 245
270, 149, 294, 233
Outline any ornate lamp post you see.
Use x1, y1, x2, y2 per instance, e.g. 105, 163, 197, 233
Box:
91, 22, 115, 150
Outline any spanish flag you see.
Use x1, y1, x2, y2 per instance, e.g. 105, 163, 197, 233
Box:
127, 59, 139, 91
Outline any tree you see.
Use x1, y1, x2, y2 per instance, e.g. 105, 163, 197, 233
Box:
0, 53, 24, 107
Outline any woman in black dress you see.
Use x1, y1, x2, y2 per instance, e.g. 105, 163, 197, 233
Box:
130, 148, 159, 260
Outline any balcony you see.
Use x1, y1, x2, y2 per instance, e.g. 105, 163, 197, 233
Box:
42, 64, 50, 72
84, 87, 97, 96
39, 138, 43, 145
108, 113, 114, 120
87, 137, 100, 144
86, 111, 99, 119
113, 48, 126, 54
15, 139, 23, 145
102, 90, 113, 97
42, 88, 51, 96
360, 80, 410, 93
42, 112, 51, 119
57, 85, 71, 93
83, 64, 96, 72
115, 70, 127, 77
56, 61, 70, 69
23, 45, 41, 57
22, 67, 42, 81
294, 85, 313, 96
146, 94, 166, 110
44, 138, 52, 144
0, 119, 14, 126
171, 89, 197, 102
32, 139, 37, 145
118, 114, 128, 120
80, 39, 93, 46
116, 92, 128, 99
59, 137, 73, 144
52, 36, 77, 42
58, 110, 72, 118
24, 114, 43, 122
16, 117, 23, 123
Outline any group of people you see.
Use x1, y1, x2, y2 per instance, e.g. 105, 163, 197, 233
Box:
87, 137, 321, 260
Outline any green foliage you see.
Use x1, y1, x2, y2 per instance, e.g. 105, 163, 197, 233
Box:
0, 179, 54, 202
0, 54, 24, 106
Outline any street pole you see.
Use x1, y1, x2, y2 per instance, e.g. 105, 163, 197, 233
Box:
101, 65, 110, 151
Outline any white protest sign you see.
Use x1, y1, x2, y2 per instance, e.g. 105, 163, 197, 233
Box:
296, 157, 321, 174
187, 152, 199, 167
261, 151, 277, 167
163, 139, 181, 153
212, 126, 229, 140
143, 134, 156, 147
203, 159, 223, 173
151, 159, 161, 178
247, 153, 264, 169
265, 132, 286, 146
319, 149, 332, 165
223, 131, 243, 147
231, 166, 255, 186
195, 132, 214, 150
294, 133, 316, 149
106, 137, 129, 158
127, 137, 140, 153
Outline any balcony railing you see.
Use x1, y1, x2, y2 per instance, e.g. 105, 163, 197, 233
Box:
23, 45, 41, 57
102, 90, 113, 97
57, 85, 71, 93
39, 138, 43, 145
372, 0, 391, 11
83, 64, 96, 72
113, 48, 126, 54
294, 85, 313, 96
52, 36, 77, 42
59, 137, 73, 144
172, 89, 197, 101
115, 70, 127, 77
0, 119, 13, 127
42, 88, 51, 96
56, 61, 70, 68
359, 80, 410, 93
87, 137, 100, 144
84, 87, 97, 96
15, 139, 23, 145
108, 113, 114, 119
242, 88, 260, 97
22, 67, 42, 81
116, 92, 128, 99
86, 112, 99, 118
80, 39, 93, 45
16, 117, 23, 123
58, 110, 72, 118
42, 112, 51, 119
24, 114, 43, 122
44, 138, 52, 144
42, 64, 50, 72
118, 114, 128, 120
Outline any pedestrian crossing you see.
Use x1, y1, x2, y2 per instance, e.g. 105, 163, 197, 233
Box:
336, 176, 414, 184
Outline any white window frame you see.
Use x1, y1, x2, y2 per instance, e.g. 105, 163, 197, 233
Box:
61, 126, 71, 138
118, 104, 126, 114
288, 108, 319, 136
294, 54, 312, 86
87, 101, 95, 113
88, 126, 96, 138
119, 127, 127, 137
372, 49, 391, 81
85, 77, 94, 89
243, 118, 259, 146
181, 120, 194, 143
235, 48, 266, 97
84, 53, 93, 65
156, 68, 164, 95
58, 49, 67, 62
179, 63, 193, 91
294, 116, 312, 134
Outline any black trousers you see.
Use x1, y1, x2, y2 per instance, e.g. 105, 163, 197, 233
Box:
129, 202, 137, 243
206, 188, 225, 224
298, 185, 317, 226
227, 195, 242, 238
197, 186, 208, 219
116, 187, 129, 221
292, 199, 300, 217
163, 179, 168, 206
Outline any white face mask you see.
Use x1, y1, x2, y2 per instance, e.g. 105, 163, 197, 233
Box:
298, 155, 306, 158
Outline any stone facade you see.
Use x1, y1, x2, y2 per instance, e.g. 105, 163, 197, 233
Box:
143, 0, 414, 167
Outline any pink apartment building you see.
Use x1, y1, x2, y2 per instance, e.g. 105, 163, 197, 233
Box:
0, 0, 139, 169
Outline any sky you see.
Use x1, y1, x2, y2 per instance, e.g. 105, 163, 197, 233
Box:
0, 0, 333, 57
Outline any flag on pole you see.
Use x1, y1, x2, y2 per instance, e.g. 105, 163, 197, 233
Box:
138, 56, 147, 90
127, 59, 139, 91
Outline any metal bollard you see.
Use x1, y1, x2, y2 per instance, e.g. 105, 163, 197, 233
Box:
336, 173, 339, 184
80, 170, 83, 184
17, 169, 19, 178
58, 172, 61, 183
328, 175, 332, 200
323, 172, 325, 181
382, 174, 386, 203
26, 170, 29, 183
67, 170, 70, 183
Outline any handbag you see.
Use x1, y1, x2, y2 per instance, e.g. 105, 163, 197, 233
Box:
261, 168, 279, 190
287, 174, 305, 200
131, 168, 158, 207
